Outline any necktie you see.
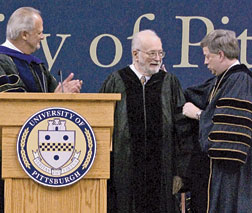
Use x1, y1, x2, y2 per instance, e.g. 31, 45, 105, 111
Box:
140, 75, 146, 86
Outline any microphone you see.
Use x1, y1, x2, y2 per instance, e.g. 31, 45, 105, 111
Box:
58, 70, 64, 93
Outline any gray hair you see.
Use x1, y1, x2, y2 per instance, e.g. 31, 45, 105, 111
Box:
131, 29, 160, 52
200, 29, 240, 59
6, 7, 41, 40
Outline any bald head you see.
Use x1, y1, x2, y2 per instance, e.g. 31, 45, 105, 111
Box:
131, 30, 161, 52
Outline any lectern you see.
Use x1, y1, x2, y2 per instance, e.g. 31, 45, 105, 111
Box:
0, 93, 120, 213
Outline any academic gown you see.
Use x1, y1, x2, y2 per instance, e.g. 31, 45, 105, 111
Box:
184, 77, 215, 213
0, 46, 58, 213
198, 64, 252, 213
0, 46, 57, 92
100, 66, 193, 213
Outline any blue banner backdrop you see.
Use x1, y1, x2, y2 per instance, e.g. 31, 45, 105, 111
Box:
0, 0, 251, 92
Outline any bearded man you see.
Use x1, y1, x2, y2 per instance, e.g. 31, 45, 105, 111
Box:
100, 29, 192, 213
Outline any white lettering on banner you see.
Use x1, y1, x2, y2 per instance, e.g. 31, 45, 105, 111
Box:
21, 13, 250, 70
238, 30, 252, 68
127, 13, 155, 39
0, 14, 4, 22
221, 16, 229, 25
173, 16, 214, 68
90, 34, 122, 68
89, 13, 155, 68
41, 34, 71, 71
173, 16, 252, 68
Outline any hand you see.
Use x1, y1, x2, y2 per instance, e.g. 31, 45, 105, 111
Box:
161, 64, 167, 72
54, 73, 83, 93
172, 176, 183, 195
182, 102, 201, 120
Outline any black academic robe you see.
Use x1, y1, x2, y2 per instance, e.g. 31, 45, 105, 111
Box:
198, 64, 252, 213
100, 66, 193, 213
184, 77, 215, 213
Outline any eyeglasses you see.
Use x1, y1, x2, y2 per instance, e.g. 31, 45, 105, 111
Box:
137, 49, 166, 59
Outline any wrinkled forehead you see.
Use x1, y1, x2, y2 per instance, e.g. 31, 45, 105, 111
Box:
140, 36, 162, 51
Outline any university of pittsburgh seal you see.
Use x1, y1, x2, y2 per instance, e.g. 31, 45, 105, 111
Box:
17, 107, 96, 187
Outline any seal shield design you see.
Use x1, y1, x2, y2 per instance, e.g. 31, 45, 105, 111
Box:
38, 119, 75, 169
17, 107, 96, 187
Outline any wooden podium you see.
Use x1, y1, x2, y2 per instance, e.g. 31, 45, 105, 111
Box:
0, 93, 120, 213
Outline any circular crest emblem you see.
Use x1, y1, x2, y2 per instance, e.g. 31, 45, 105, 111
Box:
17, 107, 96, 187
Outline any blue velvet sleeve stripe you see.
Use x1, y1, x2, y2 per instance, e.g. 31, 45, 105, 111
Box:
216, 98, 252, 112
0, 74, 19, 87
209, 131, 251, 147
213, 114, 252, 131
208, 148, 247, 164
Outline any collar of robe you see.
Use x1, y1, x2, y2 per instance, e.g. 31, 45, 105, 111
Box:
0, 46, 42, 64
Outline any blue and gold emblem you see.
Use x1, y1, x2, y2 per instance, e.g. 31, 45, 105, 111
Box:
17, 107, 96, 187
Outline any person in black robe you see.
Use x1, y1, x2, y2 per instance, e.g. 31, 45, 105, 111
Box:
183, 29, 252, 213
0, 7, 82, 93
184, 77, 214, 212
0, 7, 83, 212
100, 29, 193, 213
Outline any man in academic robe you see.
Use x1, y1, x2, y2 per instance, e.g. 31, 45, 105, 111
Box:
100, 29, 193, 213
0, 7, 83, 212
183, 29, 252, 213
0, 7, 82, 93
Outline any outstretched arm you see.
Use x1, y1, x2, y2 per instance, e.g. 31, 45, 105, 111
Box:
183, 102, 202, 120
